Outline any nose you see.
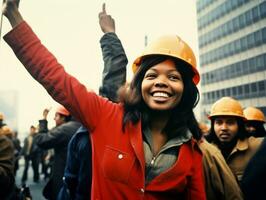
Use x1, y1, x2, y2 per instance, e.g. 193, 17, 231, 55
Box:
154, 76, 168, 88
220, 123, 228, 130
155, 82, 167, 87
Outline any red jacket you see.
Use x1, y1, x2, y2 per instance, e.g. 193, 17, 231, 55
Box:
4, 21, 206, 200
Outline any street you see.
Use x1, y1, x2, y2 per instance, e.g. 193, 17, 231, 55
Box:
15, 160, 48, 200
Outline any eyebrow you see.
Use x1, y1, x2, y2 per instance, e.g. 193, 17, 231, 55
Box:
147, 68, 180, 73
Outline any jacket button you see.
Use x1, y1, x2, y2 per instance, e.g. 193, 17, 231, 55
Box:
118, 154, 123, 159
140, 188, 145, 193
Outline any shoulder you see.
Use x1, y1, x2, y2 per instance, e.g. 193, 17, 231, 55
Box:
198, 139, 220, 154
247, 136, 263, 149
59, 121, 81, 132
69, 128, 91, 152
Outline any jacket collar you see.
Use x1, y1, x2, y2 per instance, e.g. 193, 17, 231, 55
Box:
230, 138, 248, 156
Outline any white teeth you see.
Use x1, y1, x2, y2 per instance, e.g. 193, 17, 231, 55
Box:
153, 92, 169, 97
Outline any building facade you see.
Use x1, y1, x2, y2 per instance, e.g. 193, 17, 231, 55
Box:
196, 0, 266, 121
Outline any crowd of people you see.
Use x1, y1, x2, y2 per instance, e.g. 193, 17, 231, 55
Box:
0, 0, 266, 199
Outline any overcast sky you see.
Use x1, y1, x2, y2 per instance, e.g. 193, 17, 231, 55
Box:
0, 0, 199, 136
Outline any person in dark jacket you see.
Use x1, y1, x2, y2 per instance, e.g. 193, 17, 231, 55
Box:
58, 4, 127, 199
21, 125, 40, 184
35, 105, 81, 200
12, 131, 21, 176
0, 133, 15, 200
241, 137, 266, 200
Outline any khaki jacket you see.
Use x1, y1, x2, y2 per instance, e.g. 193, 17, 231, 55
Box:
226, 137, 263, 183
199, 140, 243, 200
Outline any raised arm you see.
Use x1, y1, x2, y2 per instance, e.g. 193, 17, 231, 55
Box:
98, 3, 127, 102
3, 1, 114, 132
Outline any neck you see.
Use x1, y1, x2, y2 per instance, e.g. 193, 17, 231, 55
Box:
219, 139, 238, 159
149, 110, 171, 133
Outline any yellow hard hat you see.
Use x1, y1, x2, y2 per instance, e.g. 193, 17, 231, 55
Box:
132, 35, 200, 85
244, 107, 266, 123
209, 97, 245, 119
0, 112, 4, 120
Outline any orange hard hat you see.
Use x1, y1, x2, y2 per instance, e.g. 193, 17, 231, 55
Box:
243, 107, 266, 123
132, 35, 200, 85
0, 125, 13, 137
198, 122, 210, 134
56, 105, 70, 116
209, 97, 245, 119
0, 112, 4, 120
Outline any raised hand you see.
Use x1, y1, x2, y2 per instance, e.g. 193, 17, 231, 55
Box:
2, 0, 23, 27
98, 3, 115, 33
2, 0, 20, 16
43, 107, 51, 120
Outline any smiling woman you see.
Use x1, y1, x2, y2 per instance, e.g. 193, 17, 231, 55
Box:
0, 0, 198, 135
2, 0, 204, 199
141, 59, 184, 111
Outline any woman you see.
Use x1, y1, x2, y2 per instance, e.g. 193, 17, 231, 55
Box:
3, 1, 206, 199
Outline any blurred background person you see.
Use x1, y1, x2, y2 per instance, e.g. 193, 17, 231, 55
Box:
243, 107, 266, 138
12, 130, 22, 176
21, 125, 41, 184
0, 112, 7, 128
35, 106, 80, 200
0, 125, 16, 199
198, 122, 210, 137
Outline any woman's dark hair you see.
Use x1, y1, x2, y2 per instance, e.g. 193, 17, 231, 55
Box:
206, 117, 248, 144
119, 55, 202, 140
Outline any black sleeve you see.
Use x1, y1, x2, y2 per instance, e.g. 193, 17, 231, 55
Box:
35, 123, 70, 149
99, 32, 128, 102
241, 138, 266, 199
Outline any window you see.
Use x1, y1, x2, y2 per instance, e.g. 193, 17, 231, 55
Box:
256, 56, 264, 71
254, 30, 262, 45
258, 81, 265, 92
247, 34, 254, 48
232, 87, 237, 96
244, 84, 250, 95
251, 82, 258, 94
237, 86, 243, 98
221, 89, 225, 97
259, 2, 266, 18
245, 10, 252, 24
262, 28, 266, 42
225, 88, 231, 96
252, 6, 260, 21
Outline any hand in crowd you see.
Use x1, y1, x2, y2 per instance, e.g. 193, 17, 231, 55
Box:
43, 108, 51, 120
98, 3, 115, 33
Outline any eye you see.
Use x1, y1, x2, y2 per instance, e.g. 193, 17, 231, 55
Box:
168, 74, 181, 81
144, 72, 157, 80
215, 120, 223, 125
227, 119, 236, 125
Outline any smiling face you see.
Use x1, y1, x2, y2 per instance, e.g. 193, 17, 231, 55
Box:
141, 59, 184, 111
214, 116, 239, 143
